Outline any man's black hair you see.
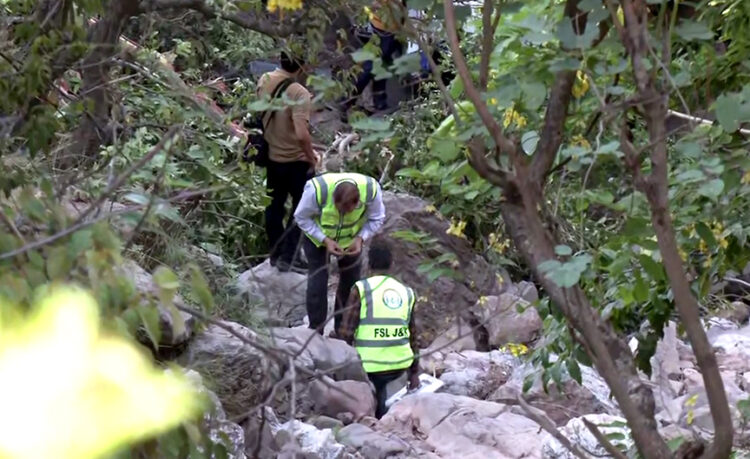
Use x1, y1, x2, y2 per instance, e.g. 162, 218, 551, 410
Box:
280, 52, 303, 73
368, 238, 392, 271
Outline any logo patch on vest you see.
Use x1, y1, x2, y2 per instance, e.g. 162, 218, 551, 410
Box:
382, 289, 404, 309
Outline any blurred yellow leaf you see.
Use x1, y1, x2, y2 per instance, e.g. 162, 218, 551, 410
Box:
0, 287, 204, 459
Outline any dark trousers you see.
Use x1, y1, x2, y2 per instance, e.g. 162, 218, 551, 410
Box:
351, 26, 403, 110
368, 370, 404, 419
265, 160, 312, 264
303, 237, 361, 333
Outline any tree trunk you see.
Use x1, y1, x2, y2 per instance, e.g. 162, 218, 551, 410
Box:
498, 182, 672, 458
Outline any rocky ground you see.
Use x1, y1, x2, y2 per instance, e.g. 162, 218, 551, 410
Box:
122, 192, 750, 458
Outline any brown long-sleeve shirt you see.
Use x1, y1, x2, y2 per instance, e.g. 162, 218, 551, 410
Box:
338, 284, 419, 376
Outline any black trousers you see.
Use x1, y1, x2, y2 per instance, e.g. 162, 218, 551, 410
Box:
368, 370, 404, 419
351, 26, 403, 110
265, 160, 312, 264
303, 237, 361, 333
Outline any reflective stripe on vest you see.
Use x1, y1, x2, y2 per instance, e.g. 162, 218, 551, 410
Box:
306, 173, 378, 249
354, 276, 415, 373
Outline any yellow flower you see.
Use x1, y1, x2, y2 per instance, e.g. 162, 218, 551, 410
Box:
488, 97, 498, 105
424, 204, 438, 214
500, 342, 529, 357
742, 170, 750, 185
446, 218, 467, 239
267, 0, 302, 12
488, 232, 510, 254
572, 70, 589, 99
678, 247, 688, 261
502, 105, 527, 129
571, 134, 591, 150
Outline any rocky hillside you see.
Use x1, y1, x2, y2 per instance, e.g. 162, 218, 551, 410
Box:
121, 192, 750, 458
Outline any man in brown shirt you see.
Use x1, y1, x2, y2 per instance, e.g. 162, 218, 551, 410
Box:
338, 238, 420, 418
257, 53, 319, 272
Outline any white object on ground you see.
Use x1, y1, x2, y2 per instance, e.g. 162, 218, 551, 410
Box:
385, 374, 444, 409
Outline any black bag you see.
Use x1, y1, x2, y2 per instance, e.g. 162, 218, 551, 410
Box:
242, 78, 294, 167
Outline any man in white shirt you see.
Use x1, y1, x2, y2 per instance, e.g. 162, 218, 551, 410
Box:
294, 172, 386, 333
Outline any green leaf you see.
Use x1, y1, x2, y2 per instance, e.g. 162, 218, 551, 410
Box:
46, 245, 72, 281
555, 245, 572, 256
633, 274, 649, 303
137, 305, 162, 349
715, 94, 742, 132
70, 230, 93, 257
674, 20, 713, 41
638, 255, 664, 281
695, 222, 717, 248
350, 117, 392, 131
566, 359, 582, 384
153, 266, 180, 290
522, 373, 535, 393
351, 49, 376, 63
521, 131, 539, 155
190, 265, 214, 313
521, 82, 546, 111
557, 19, 597, 50
697, 178, 724, 200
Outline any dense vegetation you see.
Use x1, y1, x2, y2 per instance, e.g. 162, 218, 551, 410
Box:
2, 0, 750, 456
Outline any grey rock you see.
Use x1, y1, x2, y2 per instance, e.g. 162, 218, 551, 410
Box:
336, 423, 408, 459
237, 260, 308, 327
310, 376, 376, 421
179, 321, 280, 419
436, 350, 518, 399
309, 416, 346, 431
472, 293, 542, 347
271, 419, 349, 459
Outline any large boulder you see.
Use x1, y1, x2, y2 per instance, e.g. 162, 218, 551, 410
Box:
489, 362, 619, 425
310, 377, 376, 421
178, 321, 281, 419
377, 192, 503, 348
267, 328, 368, 382
542, 414, 632, 459
119, 260, 194, 347
428, 350, 518, 399
471, 293, 542, 347
237, 260, 308, 327
378, 393, 546, 459
422, 317, 477, 356
264, 408, 355, 459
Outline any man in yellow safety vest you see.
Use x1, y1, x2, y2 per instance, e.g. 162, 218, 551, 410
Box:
338, 238, 419, 418
294, 172, 386, 334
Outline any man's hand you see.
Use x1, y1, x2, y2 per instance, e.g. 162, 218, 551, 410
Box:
408, 371, 420, 391
345, 236, 363, 256
324, 237, 344, 256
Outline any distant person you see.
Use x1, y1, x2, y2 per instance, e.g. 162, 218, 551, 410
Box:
341, 0, 406, 116
257, 52, 319, 272
338, 238, 420, 418
293, 172, 385, 333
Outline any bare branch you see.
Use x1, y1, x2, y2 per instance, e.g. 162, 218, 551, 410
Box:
517, 396, 588, 459
478, 0, 495, 90
581, 417, 629, 459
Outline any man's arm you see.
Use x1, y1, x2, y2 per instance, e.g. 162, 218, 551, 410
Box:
338, 288, 361, 345
356, 182, 386, 241
294, 181, 326, 243
407, 304, 419, 376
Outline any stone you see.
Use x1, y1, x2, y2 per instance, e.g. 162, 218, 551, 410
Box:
336, 423, 409, 459
376, 192, 502, 348
472, 293, 542, 347
271, 419, 349, 459
435, 350, 518, 399
422, 318, 476, 357
309, 416, 346, 431
310, 376, 376, 421
237, 260, 308, 327
119, 260, 194, 347
717, 301, 750, 325
706, 317, 740, 342
178, 321, 280, 419
184, 370, 246, 459
504, 280, 539, 303
267, 328, 368, 382
489, 362, 619, 425
543, 414, 632, 459
427, 411, 546, 459
379, 392, 508, 435
651, 321, 682, 382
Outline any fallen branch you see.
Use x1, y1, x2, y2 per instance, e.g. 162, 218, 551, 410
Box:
581, 417, 628, 459
517, 396, 589, 459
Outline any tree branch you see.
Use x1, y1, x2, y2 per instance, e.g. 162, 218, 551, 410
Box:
581, 417, 629, 459
478, 0, 496, 90
139, 0, 304, 37
517, 396, 588, 459
442, 0, 516, 162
